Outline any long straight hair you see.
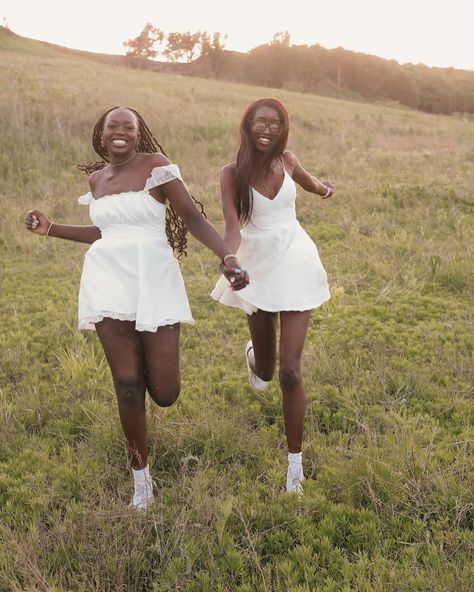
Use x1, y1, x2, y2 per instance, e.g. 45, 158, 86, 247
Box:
235, 98, 289, 224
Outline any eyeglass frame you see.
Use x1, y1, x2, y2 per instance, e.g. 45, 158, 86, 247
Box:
248, 119, 283, 135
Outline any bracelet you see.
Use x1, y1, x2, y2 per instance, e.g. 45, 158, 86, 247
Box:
45, 221, 54, 236
222, 253, 237, 265
322, 186, 333, 198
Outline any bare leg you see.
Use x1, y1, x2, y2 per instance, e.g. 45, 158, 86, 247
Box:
140, 323, 181, 407
279, 311, 312, 453
95, 319, 147, 469
246, 310, 278, 381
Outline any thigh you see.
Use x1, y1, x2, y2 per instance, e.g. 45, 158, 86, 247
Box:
279, 310, 312, 365
95, 318, 145, 382
247, 309, 278, 370
139, 323, 181, 391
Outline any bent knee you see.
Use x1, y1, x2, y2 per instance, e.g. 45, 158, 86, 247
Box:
148, 383, 180, 408
115, 379, 145, 405
257, 369, 275, 382
279, 365, 301, 391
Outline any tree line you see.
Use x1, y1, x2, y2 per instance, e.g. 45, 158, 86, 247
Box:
124, 23, 226, 65
125, 26, 474, 116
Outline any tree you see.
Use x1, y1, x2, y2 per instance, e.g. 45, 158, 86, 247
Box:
124, 23, 164, 68
272, 31, 291, 46
164, 31, 203, 62
200, 32, 228, 56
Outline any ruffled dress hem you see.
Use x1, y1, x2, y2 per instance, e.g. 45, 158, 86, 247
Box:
211, 286, 331, 315
78, 311, 194, 332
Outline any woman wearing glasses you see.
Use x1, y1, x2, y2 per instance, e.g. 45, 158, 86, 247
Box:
211, 98, 335, 493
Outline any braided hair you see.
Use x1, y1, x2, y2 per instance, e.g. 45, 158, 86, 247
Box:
77, 106, 205, 257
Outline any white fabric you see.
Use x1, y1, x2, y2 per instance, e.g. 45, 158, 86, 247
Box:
132, 465, 151, 481
77, 165, 194, 332
288, 452, 303, 466
143, 164, 183, 193
211, 169, 330, 314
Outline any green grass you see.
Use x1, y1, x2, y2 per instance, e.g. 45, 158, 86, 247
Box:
1, 29, 473, 591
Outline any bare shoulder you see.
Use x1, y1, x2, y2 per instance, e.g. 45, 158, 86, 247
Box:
139, 152, 172, 168
282, 150, 298, 176
220, 161, 236, 181
88, 168, 103, 191
282, 150, 297, 167
221, 161, 236, 173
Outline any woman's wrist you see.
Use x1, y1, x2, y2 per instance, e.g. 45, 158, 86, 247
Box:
221, 253, 237, 265
45, 221, 54, 236
320, 184, 334, 198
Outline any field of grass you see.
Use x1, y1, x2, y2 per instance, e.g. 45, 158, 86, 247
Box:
1, 28, 473, 592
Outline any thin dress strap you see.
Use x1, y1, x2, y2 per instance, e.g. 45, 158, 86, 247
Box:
278, 156, 287, 175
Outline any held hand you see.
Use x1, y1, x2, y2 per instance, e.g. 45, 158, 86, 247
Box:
220, 256, 249, 291
321, 181, 336, 199
25, 210, 51, 235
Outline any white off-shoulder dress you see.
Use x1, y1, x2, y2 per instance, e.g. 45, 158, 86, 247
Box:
211, 166, 330, 314
77, 164, 194, 332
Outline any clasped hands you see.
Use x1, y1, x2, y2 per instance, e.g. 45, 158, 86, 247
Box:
220, 256, 249, 290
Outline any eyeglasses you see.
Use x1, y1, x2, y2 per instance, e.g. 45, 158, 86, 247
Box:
249, 120, 282, 135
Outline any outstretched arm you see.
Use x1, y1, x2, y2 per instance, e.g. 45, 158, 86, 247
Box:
25, 210, 101, 244
285, 151, 335, 199
155, 159, 248, 290
220, 164, 242, 254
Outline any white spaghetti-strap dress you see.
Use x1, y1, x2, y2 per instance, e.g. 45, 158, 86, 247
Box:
77, 164, 194, 331
211, 165, 330, 314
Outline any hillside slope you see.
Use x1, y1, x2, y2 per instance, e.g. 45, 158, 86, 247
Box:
1, 30, 473, 592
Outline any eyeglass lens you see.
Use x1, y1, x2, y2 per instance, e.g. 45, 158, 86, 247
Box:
251, 120, 281, 135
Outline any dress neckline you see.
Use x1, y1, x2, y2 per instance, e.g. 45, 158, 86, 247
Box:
91, 189, 146, 201
252, 169, 288, 202
90, 164, 181, 201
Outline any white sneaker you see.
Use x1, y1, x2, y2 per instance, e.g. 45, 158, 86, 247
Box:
131, 479, 154, 511
286, 463, 304, 494
245, 340, 269, 392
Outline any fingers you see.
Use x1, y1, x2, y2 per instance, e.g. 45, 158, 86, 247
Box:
24, 210, 48, 233
232, 269, 249, 291
25, 211, 39, 231
221, 263, 249, 290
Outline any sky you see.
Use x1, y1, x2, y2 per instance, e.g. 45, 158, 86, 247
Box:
2, 0, 473, 70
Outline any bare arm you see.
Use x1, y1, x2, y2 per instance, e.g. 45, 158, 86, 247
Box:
220, 164, 242, 254
285, 151, 335, 199
154, 158, 248, 289
25, 210, 101, 244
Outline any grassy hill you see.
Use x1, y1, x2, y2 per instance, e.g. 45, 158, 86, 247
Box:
1, 28, 473, 592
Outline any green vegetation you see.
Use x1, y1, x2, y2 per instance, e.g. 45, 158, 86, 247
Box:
1, 28, 473, 591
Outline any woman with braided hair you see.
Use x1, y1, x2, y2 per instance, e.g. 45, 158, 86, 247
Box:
25, 106, 248, 510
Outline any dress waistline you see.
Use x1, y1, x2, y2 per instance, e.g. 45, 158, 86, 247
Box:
100, 222, 166, 240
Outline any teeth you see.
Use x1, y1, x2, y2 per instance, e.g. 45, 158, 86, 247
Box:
112, 139, 127, 146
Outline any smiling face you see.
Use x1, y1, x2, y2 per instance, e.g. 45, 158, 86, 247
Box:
101, 108, 139, 158
249, 106, 283, 153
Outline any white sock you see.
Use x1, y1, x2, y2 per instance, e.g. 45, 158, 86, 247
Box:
132, 465, 151, 481
288, 452, 302, 467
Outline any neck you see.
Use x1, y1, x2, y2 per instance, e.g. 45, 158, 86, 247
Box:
253, 151, 278, 175
108, 150, 137, 166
